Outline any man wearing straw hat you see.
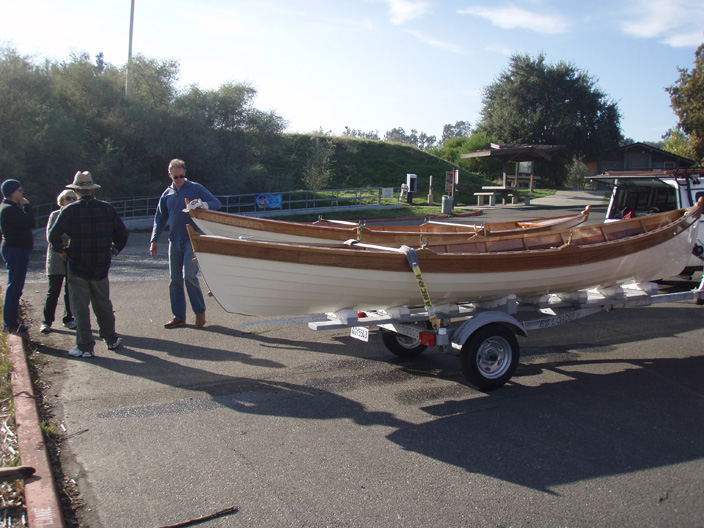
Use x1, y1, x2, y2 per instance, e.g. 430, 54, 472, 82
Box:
49, 171, 129, 358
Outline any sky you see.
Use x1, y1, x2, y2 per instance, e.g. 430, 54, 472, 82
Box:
2, 0, 703, 143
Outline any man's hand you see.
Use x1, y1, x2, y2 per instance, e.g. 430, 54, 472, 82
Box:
183, 198, 208, 212
59, 251, 68, 262
149, 242, 158, 259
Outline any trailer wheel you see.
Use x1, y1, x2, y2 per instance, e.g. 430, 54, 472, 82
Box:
380, 329, 427, 358
460, 324, 519, 390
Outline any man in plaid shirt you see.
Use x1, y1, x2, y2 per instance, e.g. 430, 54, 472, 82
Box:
49, 171, 129, 358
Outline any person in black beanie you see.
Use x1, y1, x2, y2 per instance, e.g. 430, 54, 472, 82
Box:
0, 179, 35, 333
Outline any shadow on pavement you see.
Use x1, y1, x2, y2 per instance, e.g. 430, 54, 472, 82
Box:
388, 354, 704, 493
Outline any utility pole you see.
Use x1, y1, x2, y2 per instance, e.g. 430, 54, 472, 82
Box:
125, 0, 135, 96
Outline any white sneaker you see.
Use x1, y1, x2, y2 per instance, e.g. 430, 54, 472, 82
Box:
106, 337, 122, 350
64, 321, 77, 329
40, 323, 51, 334
68, 348, 93, 358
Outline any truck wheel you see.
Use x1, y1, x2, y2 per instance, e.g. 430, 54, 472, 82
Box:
460, 324, 519, 390
380, 328, 427, 358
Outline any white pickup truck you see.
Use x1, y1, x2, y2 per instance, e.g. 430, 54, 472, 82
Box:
591, 168, 704, 276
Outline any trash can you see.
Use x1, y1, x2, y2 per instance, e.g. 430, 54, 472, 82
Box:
406, 173, 418, 193
441, 195, 453, 214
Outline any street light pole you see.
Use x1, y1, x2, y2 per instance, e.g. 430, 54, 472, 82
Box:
125, 0, 135, 96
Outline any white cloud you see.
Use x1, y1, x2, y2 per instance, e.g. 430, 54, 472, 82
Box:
485, 44, 515, 56
383, 0, 432, 25
619, 0, 704, 47
407, 30, 462, 53
457, 5, 572, 35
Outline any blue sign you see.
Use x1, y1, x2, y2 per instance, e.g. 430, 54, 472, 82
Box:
255, 193, 282, 210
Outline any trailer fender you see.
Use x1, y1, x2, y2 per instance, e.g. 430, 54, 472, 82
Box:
451, 311, 527, 350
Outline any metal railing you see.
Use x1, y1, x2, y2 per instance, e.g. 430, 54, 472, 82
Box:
34, 187, 387, 229
218, 188, 385, 214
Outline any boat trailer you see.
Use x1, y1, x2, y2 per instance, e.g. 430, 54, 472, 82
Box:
309, 280, 704, 390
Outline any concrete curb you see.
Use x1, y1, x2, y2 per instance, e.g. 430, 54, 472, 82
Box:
8, 333, 66, 527
2, 272, 66, 527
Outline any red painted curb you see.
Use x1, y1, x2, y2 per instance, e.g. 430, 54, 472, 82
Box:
8, 332, 66, 527
1, 271, 67, 528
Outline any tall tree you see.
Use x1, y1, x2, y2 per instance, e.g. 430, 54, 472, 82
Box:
383, 127, 437, 150
343, 127, 380, 140
429, 131, 501, 176
666, 43, 704, 163
476, 53, 622, 184
0, 46, 288, 202
0, 47, 53, 183
441, 121, 471, 144
662, 128, 696, 161
0, 47, 97, 199
384, 127, 408, 144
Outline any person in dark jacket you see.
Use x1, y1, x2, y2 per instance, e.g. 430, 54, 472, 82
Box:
40, 189, 77, 333
0, 179, 35, 333
49, 171, 129, 358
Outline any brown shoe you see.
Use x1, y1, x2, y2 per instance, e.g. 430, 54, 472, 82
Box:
195, 313, 206, 327
164, 317, 186, 328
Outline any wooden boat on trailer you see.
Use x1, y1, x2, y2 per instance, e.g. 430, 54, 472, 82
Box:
188, 199, 703, 317
188, 206, 591, 245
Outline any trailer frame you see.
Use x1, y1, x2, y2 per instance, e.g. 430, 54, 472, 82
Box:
308, 279, 704, 390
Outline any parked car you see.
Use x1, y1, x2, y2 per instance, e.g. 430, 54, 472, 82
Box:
591, 168, 704, 277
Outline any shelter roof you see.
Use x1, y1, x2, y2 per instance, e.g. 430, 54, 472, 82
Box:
583, 141, 694, 166
461, 143, 566, 161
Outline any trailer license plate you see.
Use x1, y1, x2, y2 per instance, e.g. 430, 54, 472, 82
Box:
350, 326, 369, 342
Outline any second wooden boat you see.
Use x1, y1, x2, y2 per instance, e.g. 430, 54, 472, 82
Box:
188, 206, 590, 245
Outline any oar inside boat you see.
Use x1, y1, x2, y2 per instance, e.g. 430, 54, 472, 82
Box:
315, 217, 360, 226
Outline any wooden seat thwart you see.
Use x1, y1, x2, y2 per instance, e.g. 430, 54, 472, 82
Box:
425, 209, 669, 255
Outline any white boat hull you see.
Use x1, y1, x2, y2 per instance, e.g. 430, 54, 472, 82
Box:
195, 220, 698, 316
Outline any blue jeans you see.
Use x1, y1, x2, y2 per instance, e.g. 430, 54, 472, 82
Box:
1, 246, 30, 330
168, 239, 206, 320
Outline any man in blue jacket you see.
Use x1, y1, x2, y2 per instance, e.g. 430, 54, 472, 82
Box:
150, 159, 222, 328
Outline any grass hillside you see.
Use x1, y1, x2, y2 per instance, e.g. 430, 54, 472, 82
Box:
261, 134, 495, 205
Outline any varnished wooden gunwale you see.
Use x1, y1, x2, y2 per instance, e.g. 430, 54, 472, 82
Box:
189, 206, 590, 245
189, 199, 702, 275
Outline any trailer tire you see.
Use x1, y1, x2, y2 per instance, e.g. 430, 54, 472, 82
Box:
380, 328, 427, 358
460, 324, 519, 390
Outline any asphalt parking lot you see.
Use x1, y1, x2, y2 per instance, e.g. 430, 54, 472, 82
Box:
21, 193, 704, 527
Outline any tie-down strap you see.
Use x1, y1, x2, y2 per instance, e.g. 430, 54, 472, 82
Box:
344, 240, 441, 331
399, 245, 440, 331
